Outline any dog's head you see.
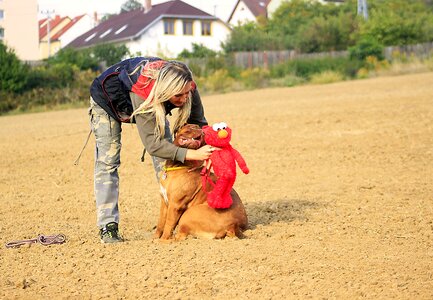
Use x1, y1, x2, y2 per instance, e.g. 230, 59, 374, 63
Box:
174, 124, 204, 149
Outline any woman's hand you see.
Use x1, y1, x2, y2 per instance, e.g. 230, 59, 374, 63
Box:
185, 145, 220, 161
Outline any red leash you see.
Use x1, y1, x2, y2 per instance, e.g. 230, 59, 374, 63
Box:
5, 234, 66, 248
200, 160, 215, 193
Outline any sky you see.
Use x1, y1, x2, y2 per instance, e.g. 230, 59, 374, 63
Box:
37, 0, 237, 21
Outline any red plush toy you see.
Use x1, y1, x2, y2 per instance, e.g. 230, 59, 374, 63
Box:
202, 122, 249, 209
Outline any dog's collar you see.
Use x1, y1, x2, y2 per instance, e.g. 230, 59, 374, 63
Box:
162, 166, 190, 172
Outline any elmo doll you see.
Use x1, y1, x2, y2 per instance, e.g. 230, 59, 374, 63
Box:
202, 122, 249, 209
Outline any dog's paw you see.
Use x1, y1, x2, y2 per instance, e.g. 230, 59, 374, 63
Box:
152, 232, 162, 239
159, 237, 174, 244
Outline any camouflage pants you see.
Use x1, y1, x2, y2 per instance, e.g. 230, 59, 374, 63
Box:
89, 98, 171, 229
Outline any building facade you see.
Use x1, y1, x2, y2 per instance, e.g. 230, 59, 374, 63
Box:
68, 0, 231, 58
0, 0, 39, 60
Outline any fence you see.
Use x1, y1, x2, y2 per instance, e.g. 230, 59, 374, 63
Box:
233, 50, 348, 69
231, 42, 433, 69
383, 42, 433, 60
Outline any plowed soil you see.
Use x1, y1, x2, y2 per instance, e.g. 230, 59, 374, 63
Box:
1, 72, 432, 299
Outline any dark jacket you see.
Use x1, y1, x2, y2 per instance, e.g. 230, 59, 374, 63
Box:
89, 56, 207, 127
90, 57, 207, 162
90, 57, 160, 122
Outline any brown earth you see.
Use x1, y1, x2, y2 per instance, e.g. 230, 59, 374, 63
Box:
0, 72, 432, 299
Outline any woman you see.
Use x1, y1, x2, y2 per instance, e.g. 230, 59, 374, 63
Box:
89, 57, 214, 243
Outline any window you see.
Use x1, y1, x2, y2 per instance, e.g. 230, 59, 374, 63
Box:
100, 29, 112, 38
183, 20, 193, 35
115, 25, 128, 35
164, 19, 175, 35
85, 32, 97, 42
201, 21, 211, 36
0, 28, 4, 40
0, 10, 4, 20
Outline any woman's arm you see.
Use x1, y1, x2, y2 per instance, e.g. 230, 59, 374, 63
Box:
131, 92, 213, 162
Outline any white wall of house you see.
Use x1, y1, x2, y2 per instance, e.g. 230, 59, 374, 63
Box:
61, 14, 94, 47
267, 0, 284, 18
228, 2, 257, 26
127, 18, 231, 58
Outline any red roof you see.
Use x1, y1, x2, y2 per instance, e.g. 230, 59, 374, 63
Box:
51, 15, 85, 41
67, 0, 217, 48
39, 15, 71, 40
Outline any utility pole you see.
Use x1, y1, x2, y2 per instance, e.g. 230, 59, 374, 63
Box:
357, 0, 368, 20
41, 9, 55, 58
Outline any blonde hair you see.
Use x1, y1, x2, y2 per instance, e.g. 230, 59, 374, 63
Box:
132, 60, 193, 139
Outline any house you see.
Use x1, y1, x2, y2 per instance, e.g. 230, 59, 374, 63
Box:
0, 0, 39, 61
227, 0, 271, 26
67, 0, 232, 58
39, 14, 94, 59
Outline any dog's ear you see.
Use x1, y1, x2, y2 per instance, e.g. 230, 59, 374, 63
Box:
174, 123, 186, 137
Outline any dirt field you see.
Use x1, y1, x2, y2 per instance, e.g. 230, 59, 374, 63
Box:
0, 72, 432, 299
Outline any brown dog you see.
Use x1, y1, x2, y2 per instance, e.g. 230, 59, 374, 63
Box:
154, 124, 248, 240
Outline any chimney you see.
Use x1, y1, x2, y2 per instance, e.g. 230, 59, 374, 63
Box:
144, 0, 152, 13
93, 11, 99, 26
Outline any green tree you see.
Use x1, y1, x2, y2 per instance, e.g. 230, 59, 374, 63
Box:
0, 42, 29, 93
267, 0, 335, 49
296, 12, 358, 52
92, 44, 130, 66
48, 47, 99, 70
222, 22, 281, 52
349, 36, 384, 61
120, 0, 142, 12
360, 0, 433, 45
177, 43, 217, 59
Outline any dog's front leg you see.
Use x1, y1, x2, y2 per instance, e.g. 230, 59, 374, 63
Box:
154, 197, 168, 239
160, 205, 185, 240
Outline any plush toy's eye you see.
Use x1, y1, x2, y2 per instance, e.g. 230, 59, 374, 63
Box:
212, 122, 228, 131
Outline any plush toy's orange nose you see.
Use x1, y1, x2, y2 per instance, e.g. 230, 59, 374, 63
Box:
218, 129, 228, 139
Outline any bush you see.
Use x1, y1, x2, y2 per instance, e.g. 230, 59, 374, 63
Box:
92, 43, 130, 66
269, 74, 305, 87
185, 56, 227, 78
239, 68, 270, 89
360, 0, 433, 46
26, 63, 77, 89
310, 70, 345, 84
178, 43, 217, 59
0, 42, 29, 93
349, 36, 384, 61
48, 47, 99, 71
198, 69, 235, 94
296, 12, 357, 53
270, 56, 353, 79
